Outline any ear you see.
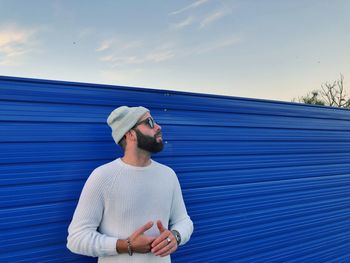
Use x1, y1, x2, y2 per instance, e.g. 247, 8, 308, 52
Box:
125, 130, 137, 142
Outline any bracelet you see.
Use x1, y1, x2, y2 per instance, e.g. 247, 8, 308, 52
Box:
127, 238, 133, 256
171, 230, 181, 245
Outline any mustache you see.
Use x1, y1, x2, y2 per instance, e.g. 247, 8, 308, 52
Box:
155, 132, 162, 137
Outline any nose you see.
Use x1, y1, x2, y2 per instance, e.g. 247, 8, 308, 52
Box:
155, 122, 161, 131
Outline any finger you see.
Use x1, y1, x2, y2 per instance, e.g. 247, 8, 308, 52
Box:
135, 221, 153, 236
159, 245, 177, 257
157, 220, 165, 233
151, 238, 168, 253
151, 231, 170, 248
145, 236, 156, 244
153, 240, 175, 256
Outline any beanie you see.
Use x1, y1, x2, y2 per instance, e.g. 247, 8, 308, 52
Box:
107, 106, 149, 144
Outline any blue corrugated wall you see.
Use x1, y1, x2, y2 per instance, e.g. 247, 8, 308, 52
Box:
1, 76, 350, 262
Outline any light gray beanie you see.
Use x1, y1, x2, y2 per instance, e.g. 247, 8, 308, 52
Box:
107, 106, 149, 144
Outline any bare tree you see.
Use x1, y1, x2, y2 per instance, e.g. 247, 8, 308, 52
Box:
293, 74, 349, 108
319, 74, 350, 107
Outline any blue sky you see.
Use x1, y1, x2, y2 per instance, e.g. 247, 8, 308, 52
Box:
0, 0, 349, 102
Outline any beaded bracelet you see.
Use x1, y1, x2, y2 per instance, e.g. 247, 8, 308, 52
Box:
127, 238, 133, 256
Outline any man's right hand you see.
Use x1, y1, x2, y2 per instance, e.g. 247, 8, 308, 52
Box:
117, 221, 156, 254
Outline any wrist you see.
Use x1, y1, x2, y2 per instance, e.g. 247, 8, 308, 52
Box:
171, 230, 181, 245
127, 238, 133, 256
116, 239, 128, 254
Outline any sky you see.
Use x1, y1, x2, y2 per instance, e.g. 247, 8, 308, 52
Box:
0, 0, 349, 103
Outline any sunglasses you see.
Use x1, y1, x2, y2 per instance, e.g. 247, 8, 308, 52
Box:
133, 117, 156, 129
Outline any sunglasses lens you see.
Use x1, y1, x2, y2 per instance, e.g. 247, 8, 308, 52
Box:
148, 118, 154, 128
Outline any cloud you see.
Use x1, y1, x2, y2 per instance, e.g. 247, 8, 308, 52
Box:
170, 0, 210, 15
100, 54, 144, 65
99, 42, 177, 67
171, 16, 195, 30
0, 25, 37, 66
195, 37, 241, 54
96, 40, 112, 52
146, 48, 175, 62
200, 9, 230, 28
98, 34, 240, 68
96, 39, 142, 52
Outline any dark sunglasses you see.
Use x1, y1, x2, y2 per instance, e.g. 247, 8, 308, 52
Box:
133, 117, 156, 129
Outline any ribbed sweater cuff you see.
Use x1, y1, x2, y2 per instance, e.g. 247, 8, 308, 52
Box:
101, 237, 119, 256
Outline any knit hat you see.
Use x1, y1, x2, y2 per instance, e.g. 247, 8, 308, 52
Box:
107, 106, 149, 144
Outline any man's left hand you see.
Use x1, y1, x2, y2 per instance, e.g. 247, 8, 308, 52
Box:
151, 220, 178, 257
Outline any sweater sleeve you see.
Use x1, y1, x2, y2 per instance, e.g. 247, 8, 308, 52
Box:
67, 168, 118, 257
169, 173, 194, 245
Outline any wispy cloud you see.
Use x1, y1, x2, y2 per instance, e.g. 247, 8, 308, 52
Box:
98, 34, 240, 68
96, 39, 142, 52
96, 40, 113, 52
195, 36, 241, 54
171, 16, 195, 30
200, 9, 230, 28
145, 44, 176, 62
98, 41, 176, 67
170, 0, 210, 15
0, 25, 37, 66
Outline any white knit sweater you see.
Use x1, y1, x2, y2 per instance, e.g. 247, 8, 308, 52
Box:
67, 158, 193, 263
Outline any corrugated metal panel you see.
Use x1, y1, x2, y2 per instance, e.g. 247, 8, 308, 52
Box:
1, 75, 350, 263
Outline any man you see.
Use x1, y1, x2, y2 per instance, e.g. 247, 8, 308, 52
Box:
67, 106, 193, 263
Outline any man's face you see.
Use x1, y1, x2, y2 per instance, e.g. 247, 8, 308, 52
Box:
134, 128, 164, 153
133, 113, 163, 153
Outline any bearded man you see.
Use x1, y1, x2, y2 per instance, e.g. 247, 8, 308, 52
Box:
67, 106, 193, 263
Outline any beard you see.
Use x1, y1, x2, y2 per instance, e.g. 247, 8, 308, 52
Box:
134, 129, 164, 153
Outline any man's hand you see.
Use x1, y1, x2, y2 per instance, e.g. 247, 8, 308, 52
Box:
129, 221, 156, 253
151, 220, 178, 257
